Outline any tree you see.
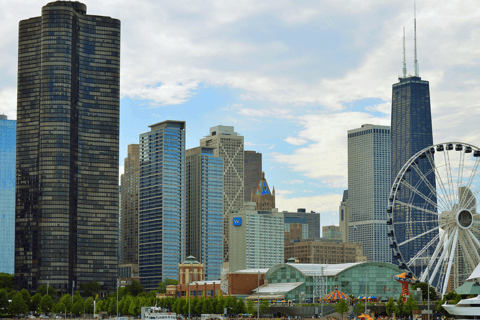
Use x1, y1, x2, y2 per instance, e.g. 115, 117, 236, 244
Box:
260, 300, 269, 314
246, 300, 256, 315
54, 301, 66, 314
94, 299, 103, 314
405, 295, 418, 315
71, 301, 84, 316
37, 285, 57, 299
354, 301, 365, 315
20, 289, 31, 310
396, 297, 406, 317
124, 280, 145, 297
225, 296, 237, 314
59, 294, 73, 313
128, 296, 137, 316
80, 281, 101, 298
385, 298, 397, 317
31, 293, 42, 312
194, 297, 204, 315
8, 292, 29, 315
84, 297, 94, 314
412, 282, 437, 301
0, 289, 9, 313
215, 295, 225, 314
121, 296, 131, 315
39, 295, 54, 314
158, 279, 179, 294
73, 290, 83, 304
107, 298, 117, 316
0, 274, 14, 291
203, 298, 215, 314
334, 299, 349, 320
234, 299, 246, 315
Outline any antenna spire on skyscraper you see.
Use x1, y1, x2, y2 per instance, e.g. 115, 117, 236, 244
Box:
403, 27, 407, 78
414, 1, 419, 76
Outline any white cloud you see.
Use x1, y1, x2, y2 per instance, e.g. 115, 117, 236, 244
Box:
284, 137, 308, 146
0, 87, 17, 120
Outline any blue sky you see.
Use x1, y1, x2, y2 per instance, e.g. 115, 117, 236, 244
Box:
1, 0, 480, 227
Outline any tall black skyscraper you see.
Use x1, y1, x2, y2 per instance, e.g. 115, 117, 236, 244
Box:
390, 13, 436, 265
15, 1, 120, 292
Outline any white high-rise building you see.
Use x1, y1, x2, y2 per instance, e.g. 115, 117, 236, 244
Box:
347, 124, 391, 263
200, 126, 244, 262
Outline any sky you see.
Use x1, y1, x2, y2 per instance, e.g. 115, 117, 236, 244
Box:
1, 0, 480, 228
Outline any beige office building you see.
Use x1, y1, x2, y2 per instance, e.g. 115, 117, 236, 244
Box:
201, 126, 244, 262
228, 202, 284, 272
284, 239, 366, 264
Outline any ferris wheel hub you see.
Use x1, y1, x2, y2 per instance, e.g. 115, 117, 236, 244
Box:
457, 209, 473, 229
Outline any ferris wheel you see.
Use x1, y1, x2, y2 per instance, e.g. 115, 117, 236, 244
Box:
387, 142, 480, 296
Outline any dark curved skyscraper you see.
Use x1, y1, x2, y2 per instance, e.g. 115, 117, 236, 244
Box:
391, 75, 437, 264
15, 1, 120, 292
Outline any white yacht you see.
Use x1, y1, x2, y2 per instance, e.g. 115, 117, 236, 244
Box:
442, 295, 480, 319
144, 306, 177, 320
442, 264, 480, 319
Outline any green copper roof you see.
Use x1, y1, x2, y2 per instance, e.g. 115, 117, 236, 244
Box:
183, 256, 200, 264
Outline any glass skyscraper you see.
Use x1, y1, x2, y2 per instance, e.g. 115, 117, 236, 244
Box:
0, 115, 16, 274
391, 76, 437, 264
186, 147, 223, 280
139, 121, 185, 291
348, 124, 391, 263
15, 1, 120, 292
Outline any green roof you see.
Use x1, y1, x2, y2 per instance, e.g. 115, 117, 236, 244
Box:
183, 256, 200, 264
456, 282, 480, 295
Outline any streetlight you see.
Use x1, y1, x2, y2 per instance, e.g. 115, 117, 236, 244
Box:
188, 282, 191, 320
257, 270, 260, 319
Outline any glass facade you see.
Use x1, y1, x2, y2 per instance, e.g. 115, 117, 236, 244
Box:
200, 126, 244, 262
264, 262, 403, 300
244, 151, 262, 202
185, 147, 223, 280
139, 121, 185, 291
283, 211, 320, 239
391, 77, 437, 265
16, 1, 120, 292
120, 145, 140, 266
0, 116, 16, 274
348, 124, 391, 262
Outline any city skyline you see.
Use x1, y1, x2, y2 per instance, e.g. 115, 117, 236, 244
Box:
1, 0, 479, 227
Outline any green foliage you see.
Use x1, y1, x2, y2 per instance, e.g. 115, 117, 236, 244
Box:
71, 301, 84, 315
354, 301, 365, 315
0, 289, 9, 312
203, 298, 215, 314
20, 289, 31, 309
84, 297, 94, 314
124, 280, 145, 297
234, 299, 246, 314
215, 295, 225, 314
385, 298, 397, 316
73, 290, 83, 304
7, 290, 17, 300
31, 293, 42, 312
94, 299, 103, 314
79, 281, 101, 298
194, 297, 204, 315
412, 282, 437, 301
0, 274, 14, 291
396, 297, 406, 316
259, 300, 269, 314
107, 297, 117, 315
37, 285, 57, 299
225, 296, 237, 314
39, 294, 54, 313
59, 294, 73, 313
158, 279, 178, 294
405, 295, 418, 315
54, 301, 66, 314
334, 299, 349, 319
246, 300, 255, 315
8, 292, 28, 315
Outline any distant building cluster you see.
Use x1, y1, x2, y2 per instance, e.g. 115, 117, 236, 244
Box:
2, 0, 438, 295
